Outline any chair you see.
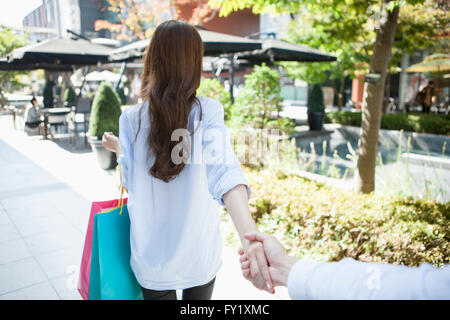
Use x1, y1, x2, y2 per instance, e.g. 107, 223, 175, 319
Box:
68, 97, 92, 148
48, 113, 69, 136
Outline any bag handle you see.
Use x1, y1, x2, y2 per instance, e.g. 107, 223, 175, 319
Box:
117, 185, 125, 215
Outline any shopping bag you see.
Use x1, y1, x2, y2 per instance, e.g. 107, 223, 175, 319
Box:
88, 203, 143, 300
77, 198, 128, 300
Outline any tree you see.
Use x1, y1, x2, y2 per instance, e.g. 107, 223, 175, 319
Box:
43, 80, 55, 108
211, 0, 447, 194
307, 84, 325, 114
88, 82, 122, 139
64, 86, 77, 106
233, 63, 292, 132
0, 26, 26, 108
196, 78, 232, 121
95, 0, 220, 41
354, 1, 399, 194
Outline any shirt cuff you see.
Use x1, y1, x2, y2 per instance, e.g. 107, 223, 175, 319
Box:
116, 154, 129, 190
215, 170, 251, 206
287, 259, 322, 300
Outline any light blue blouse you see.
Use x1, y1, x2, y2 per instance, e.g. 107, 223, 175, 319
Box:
117, 97, 250, 290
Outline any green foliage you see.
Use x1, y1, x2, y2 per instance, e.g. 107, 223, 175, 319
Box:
197, 78, 232, 121
88, 82, 122, 139
326, 111, 450, 135
43, 80, 55, 108
64, 86, 76, 105
307, 84, 325, 113
0, 26, 27, 107
216, 0, 447, 103
221, 168, 450, 266
232, 63, 293, 133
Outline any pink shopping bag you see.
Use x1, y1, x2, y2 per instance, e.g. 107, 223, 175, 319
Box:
77, 197, 128, 300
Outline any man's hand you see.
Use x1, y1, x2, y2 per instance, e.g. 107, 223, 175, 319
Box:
239, 232, 298, 287
102, 132, 120, 153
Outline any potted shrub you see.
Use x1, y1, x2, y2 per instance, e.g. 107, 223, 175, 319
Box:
64, 86, 77, 107
307, 84, 325, 131
88, 82, 122, 170
43, 80, 55, 108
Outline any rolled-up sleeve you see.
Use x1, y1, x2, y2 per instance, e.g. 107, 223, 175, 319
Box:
117, 110, 133, 190
202, 101, 250, 206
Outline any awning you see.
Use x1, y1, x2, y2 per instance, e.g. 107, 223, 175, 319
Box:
0, 57, 73, 71
236, 38, 337, 63
3, 37, 113, 69
109, 29, 262, 62
406, 53, 450, 73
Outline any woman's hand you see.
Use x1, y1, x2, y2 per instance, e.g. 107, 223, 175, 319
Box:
239, 232, 297, 288
102, 132, 120, 153
243, 239, 274, 293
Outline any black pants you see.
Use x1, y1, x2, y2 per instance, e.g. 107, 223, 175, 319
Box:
141, 277, 215, 300
25, 121, 41, 129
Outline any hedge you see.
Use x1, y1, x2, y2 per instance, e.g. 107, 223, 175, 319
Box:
220, 168, 449, 267
325, 111, 450, 135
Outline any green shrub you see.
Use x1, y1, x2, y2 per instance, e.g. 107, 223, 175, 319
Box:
325, 111, 361, 126
64, 86, 76, 106
197, 78, 231, 121
88, 82, 122, 139
221, 168, 449, 267
43, 80, 54, 108
233, 63, 293, 133
326, 111, 450, 135
307, 84, 325, 113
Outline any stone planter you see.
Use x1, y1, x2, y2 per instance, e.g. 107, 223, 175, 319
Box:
88, 137, 117, 170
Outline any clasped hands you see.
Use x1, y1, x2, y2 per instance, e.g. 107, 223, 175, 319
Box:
239, 232, 297, 291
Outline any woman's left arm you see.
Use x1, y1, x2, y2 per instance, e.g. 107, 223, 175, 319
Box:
202, 100, 274, 293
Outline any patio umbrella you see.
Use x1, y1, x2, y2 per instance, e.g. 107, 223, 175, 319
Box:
406, 53, 450, 73
236, 38, 337, 63
0, 57, 73, 71
5, 37, 113, 67
109, 29, 262, 62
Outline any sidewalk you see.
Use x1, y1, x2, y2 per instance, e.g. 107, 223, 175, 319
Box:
0, 115, 289, 300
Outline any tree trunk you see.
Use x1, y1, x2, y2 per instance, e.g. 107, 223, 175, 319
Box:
338, 75, 345, 110
354, 2, 399, 194
331, 79, 338, 109
382, 74, 391, 114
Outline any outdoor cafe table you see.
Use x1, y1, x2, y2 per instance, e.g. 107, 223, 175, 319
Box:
40, 107, 71, 140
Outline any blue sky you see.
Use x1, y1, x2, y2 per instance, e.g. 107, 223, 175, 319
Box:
1, 0, 42, 27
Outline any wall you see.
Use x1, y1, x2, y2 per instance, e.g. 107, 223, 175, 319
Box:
176, 3, 259, 37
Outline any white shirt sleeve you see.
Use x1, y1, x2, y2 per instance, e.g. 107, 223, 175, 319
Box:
201, 100, 250, 206
117, 109, 133, 190
287, 258, 450, 300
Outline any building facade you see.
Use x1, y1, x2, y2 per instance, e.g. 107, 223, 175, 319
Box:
23, 0, 114, 40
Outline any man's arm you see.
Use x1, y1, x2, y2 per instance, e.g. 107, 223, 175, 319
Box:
240, 232, 450, 300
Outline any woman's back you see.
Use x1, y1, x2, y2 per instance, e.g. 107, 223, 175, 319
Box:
119, 96, 246, 290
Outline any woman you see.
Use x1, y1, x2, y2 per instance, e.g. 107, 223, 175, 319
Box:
24, 97, 42, 133
102, 20, 273, 300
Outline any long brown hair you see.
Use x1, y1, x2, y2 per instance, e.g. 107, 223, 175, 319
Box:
140, 20, 203, 182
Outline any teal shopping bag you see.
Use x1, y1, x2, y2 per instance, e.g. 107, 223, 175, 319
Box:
89, 204, 143, 300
